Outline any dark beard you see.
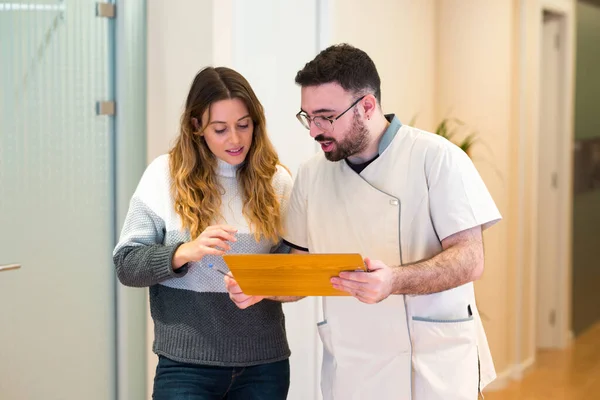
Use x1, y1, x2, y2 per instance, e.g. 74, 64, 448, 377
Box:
316, 113, 370, 162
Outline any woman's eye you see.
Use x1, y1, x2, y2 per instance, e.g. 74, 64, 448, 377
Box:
238, 124, 249, 130
214, 127, 227, 134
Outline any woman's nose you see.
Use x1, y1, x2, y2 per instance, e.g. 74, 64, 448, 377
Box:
229, 129, 241, 144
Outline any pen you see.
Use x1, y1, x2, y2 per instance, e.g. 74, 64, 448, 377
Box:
208, 264, 230, 277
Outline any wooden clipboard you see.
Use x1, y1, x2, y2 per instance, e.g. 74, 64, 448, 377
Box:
222, 253, 366, 296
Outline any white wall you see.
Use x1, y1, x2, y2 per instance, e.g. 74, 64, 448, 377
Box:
331, 0, 438, 130
229, 0, 320, 176
146, 0, 214, 161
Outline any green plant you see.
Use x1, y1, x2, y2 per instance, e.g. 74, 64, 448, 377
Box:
409, 116, 479, 158
434, 118, 478, 158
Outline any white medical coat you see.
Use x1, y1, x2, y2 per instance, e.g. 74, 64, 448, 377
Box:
284, 121, 501, 400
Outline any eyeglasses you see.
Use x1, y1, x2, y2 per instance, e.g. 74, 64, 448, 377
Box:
296, 95, 365, 133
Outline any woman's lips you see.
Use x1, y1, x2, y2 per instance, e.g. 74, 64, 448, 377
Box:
226, 147, 244, 156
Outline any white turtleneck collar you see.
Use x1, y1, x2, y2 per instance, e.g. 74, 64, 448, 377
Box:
215, 157, 241, 178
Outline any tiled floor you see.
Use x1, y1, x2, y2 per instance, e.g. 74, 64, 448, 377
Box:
483, 322, 600, 399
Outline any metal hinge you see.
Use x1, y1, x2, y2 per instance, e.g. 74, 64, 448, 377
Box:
0, 264, 21, 272
96, 101, 115, 116
549, 310, 556, 326
552, 172, 558, 188
96, 2, 115, 18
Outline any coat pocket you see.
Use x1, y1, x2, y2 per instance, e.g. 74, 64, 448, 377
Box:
411, 315, 479, 400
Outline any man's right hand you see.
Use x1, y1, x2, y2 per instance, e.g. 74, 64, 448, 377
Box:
172, 224, 238, 269
224, 274, 265, 309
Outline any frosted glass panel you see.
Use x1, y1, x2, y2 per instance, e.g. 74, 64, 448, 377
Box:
0, 1, 116, 399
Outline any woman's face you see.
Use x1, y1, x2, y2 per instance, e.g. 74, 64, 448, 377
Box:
200, 98, 254, 165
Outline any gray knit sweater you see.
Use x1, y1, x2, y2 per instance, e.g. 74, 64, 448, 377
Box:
113, 155, 293, 366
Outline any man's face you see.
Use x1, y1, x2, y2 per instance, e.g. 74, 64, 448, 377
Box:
300, 83, 369, 161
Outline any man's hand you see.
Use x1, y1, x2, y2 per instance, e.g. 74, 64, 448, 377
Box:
224, 274, 265, 309
330, 257, 395, 304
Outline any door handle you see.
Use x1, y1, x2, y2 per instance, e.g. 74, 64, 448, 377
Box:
0, 264, 21, 272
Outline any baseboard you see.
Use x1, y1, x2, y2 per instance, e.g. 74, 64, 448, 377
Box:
510, 356, 535, 380
484, 357, 536, 392
484, 367, 512, 391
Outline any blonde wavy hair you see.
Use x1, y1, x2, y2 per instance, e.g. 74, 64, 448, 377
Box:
169, 67, 284, 243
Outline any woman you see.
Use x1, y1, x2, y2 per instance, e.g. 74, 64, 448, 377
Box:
113, 67, 292, 399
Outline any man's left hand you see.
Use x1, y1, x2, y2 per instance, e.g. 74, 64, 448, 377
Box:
331, 257, 395, 304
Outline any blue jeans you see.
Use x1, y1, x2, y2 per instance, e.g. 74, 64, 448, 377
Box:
153, 356, 290, 400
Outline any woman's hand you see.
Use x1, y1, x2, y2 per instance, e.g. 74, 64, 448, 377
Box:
172, 225, 237, 269
224, 274, 265, 309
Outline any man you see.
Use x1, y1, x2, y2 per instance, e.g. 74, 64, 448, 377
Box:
225, 43, 501, 399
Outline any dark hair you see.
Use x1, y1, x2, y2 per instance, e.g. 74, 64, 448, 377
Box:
295, 43, 381, 104
169, 66, 283, 242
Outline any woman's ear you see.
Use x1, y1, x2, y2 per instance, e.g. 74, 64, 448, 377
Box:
191, 117, 201, 133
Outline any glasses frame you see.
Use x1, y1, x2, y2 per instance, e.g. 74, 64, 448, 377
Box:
296, 95, 366, 132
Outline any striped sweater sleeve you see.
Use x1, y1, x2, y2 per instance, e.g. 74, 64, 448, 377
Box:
113, 156, 188, 287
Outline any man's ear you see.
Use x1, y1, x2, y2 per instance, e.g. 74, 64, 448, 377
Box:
361, 94, 378, 120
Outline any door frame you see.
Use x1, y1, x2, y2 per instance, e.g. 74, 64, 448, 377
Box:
535, 9, 569, 349
532, 0, 575, 351
516, 0, 575, 364
115, 1, 149, 399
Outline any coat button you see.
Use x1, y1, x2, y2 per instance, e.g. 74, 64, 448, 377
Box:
390, 199, 399, 206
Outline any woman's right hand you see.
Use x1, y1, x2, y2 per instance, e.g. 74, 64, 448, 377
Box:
224, 274, 265, 309
172, 224, 238, 269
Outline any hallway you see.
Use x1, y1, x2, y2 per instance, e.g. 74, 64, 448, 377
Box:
484, 323, 600, 399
